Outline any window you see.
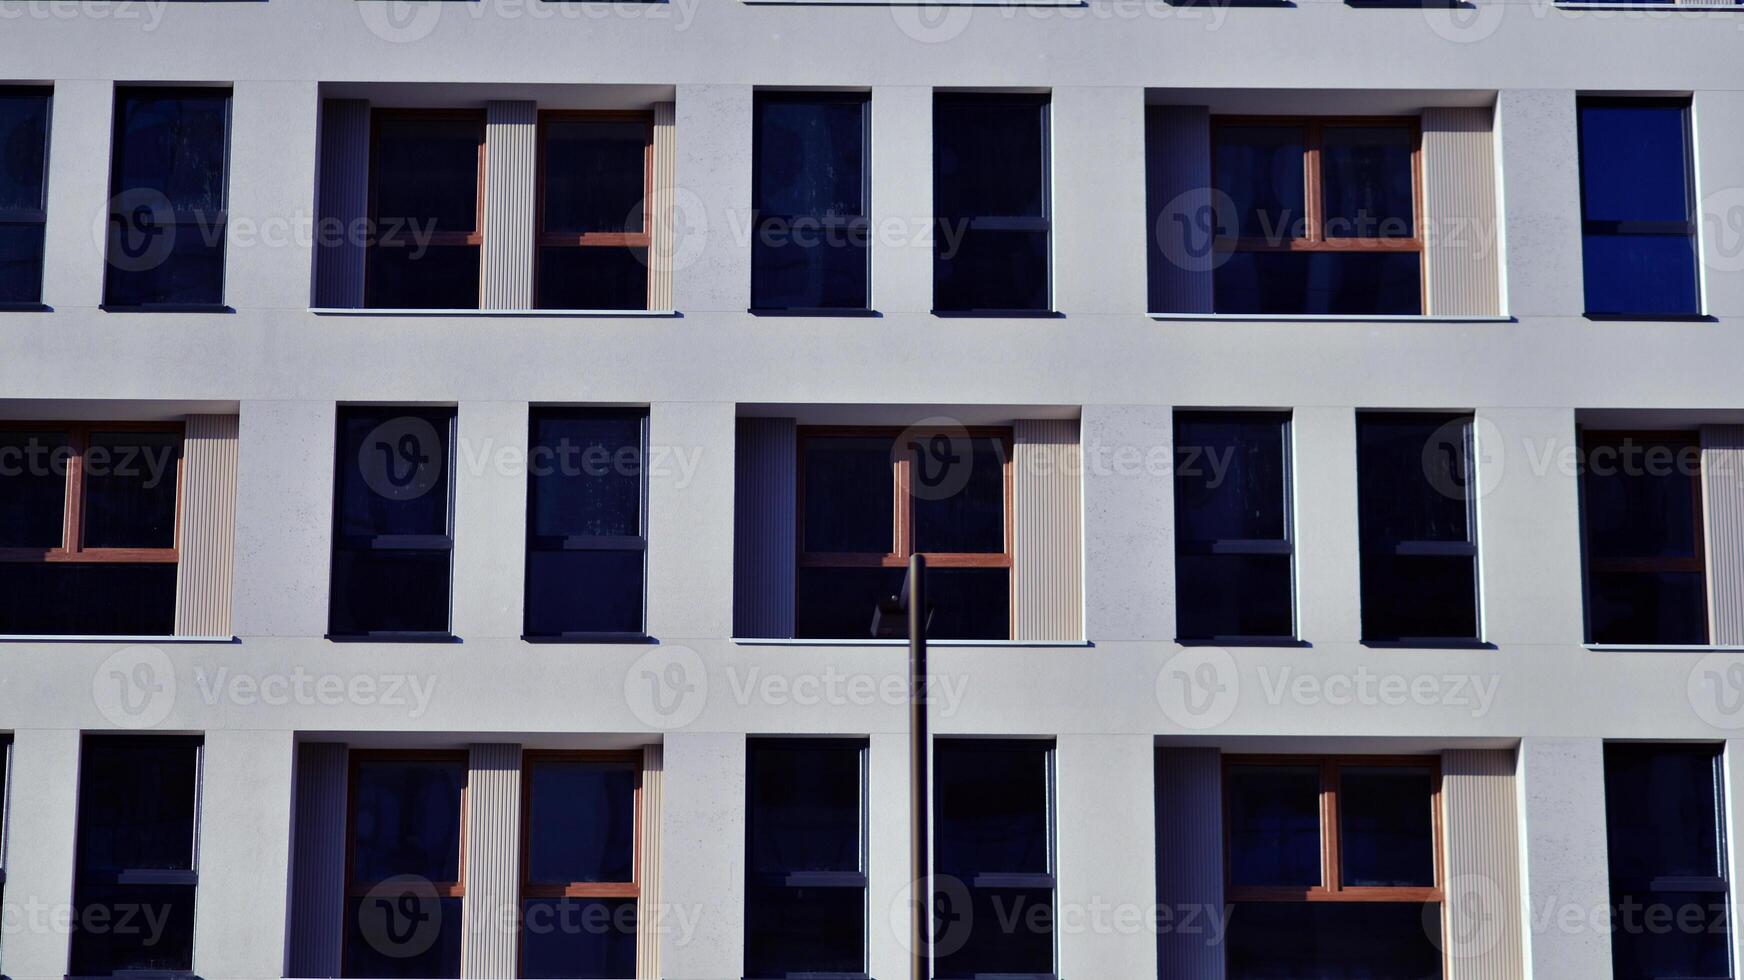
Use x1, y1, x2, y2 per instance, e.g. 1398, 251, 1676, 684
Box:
933, 93, 1051, 314
0, 88, 49, 307
329, 407, 456, 639
72, 736, 201, 978
752, 92, 870, 313
745, 739, 868, 980
367, 111, 484, 309
536, 113, 652, 311
344, 753, 466, 978
1577, 99, 1700, 318
1603, 743, 1730, 979
1223, 757, 1443, 979
0, 423, 183, 635
796, 428, 1012, 640
1357, 413, 1479, 643
520, 753, 641, 979
1581, 431, 1707, 645
1174, 412, 1294, 641
104, 88, 231, 309
525, 409, 648, 638
933, 739, 1055, 979
1211, 118, 1422, 315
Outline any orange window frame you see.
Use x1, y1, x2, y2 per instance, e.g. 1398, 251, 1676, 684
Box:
367, 108, 487, 252
344, 750, 470, 902
518, 750, 644, 902
0, 421, 184, 565
1222, 755, 1444, 905
533, 111, 655, 309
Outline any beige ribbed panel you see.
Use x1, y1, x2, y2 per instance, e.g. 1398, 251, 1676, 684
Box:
1155, 747, 1224, 980
648, 102, 676, 311
636, 744, 663, 980
314, 99, 369, 308
1703, 426, 1744, 645
174, 414, 239, 637
1146, 105, 1214, 314
288, 742, 348, 978
1013, 420, 1084, 641
462, 743, 522, 979
733, 418, 798, 638
1441, 749, 1526, 980
482, 101, 536, 310
1423, 107, 1503, 317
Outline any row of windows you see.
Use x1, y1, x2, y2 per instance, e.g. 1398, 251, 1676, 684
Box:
0, 410, 1723, 645
0, 87, 1709, 317
27, 737, 1728, 980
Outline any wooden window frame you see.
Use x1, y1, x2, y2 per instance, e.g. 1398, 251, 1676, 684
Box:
533, 110, 654, 310
365, 109, 486, 305
1578, 429, 1708, 642
0, 87, 51, 310
1222, 755, 1444, 905
518, 750, 644, 902
0, 421, 184, 565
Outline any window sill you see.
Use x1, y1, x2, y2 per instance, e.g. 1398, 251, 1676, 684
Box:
1588, 644, 1744, 653
522, 632, 656, 644
749, 308, 881, 317
101, 304, 233, 314
1149, 312, 1514, 323
0, 302, 50, 313
1556, 1, 1741, 8
0, 634, 236, 643
309, 307, 678, 317
933, 309, 1063, 319
1584, 312, 1717, 322
1177, 636, 1309, 648
1362, 639, 1496, 650
732, 637, 1090, 647
326, 632, 460, 643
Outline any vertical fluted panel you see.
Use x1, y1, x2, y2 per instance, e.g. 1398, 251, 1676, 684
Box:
1146, 105, 1213, 314
636, 744, 663, 980
174, 414, 239, 637
649, 102, 676, 312
1441, 748, 1525, 980
1704, 426, 1744, 645
1155, 747, 1224, 980
1423, 107, 1503, 317
733, 418, 797, 638
1013, 420, 1084, 641
314, 99, 369, 308
462, 743, 522, 979
288, 742, 348, 979
483, 101, 536, 311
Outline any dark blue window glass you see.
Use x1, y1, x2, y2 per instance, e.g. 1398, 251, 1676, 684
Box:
104, 89, 230, 308
1604, 743, 1730, 980
329, 406, 455, 637
934, 93, 1050, 313
520, 899, 636, 979
1174, 412, 1294, 640
1581, 431, 1708, 644
367, 112, 483, 309
1339, 765, 1436, 887
524, 408, 646, 637
1357, 413, 1479, 642
1214, 249, 1422, 315
1227, 902, 1443, 979
1578, 100, 1699, 316
744, 739, 867, 978
342, 757, 465, 973
0, 88, 49, 305
753, 93, 869, 312
1215, 124, 1307, 242
526, 758, 638, 884
1226, 764, 1322, 888
536, 116, 650, 310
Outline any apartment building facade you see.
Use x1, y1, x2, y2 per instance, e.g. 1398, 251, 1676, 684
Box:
2, 1, 1744, 978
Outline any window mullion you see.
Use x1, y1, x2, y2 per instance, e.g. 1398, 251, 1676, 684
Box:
1305, 122, 1325, 244
65, 425, 87, 554
1322, 758, 1342, 894
895, 447, 912, 559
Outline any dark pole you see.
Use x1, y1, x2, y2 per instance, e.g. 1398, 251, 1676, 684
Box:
908, 552, 929, 980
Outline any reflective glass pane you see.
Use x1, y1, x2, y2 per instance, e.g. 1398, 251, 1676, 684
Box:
0, 429, 69, 548
1214, 249, 1422, 315
1322, 125, 1416, 239
1609, 891, 1729, 980
1582, 432, 1701, 560
0, 222, 45, 304
1215, 125, 1306, 242
334, 408, 453, 538
1579, 102, 1691, 223
1360, 553, 1479, 642
350, 758, 465, 884
1176, 554, 1293, 640
794, 566, 903, 640
82, 431, 182, 549
1582, 233, 1699, 316
526, 759, 637, 884
1589, 570, 1708, 646
933, 886, 1053, 980
77, 736, 199, 873
1357, 414, 1472, 546
747, 739, 862, 875
1340, 766, 1436, 887
0, 90, 49, 210
934, 95, 1047, 219
934, 226, 1049, 312
535, 245, 647, 311
328, 549, 452, 635
0, 562, 177, 636
801, 436, 893, 553
1227, 901, 1443, 980
1174, 414, 1289, 543
1604, 743, 1724, 882
751, 218, 869, 311
113, 90, 229, 211
934, 740, 1050, 877
373, 115, 481, 233
366, 243, 480, 310
524, 550, 644, 636
744, 884, 865, 978
103, 220, 225, 307
344, 894, 462, 979
911, 435, 1006, 554
529, 411, 642, 539
541, 119, 647, 235
520, 899, 636, 980
1226, 764, 1322, 888
70, 882, 197, 976
755, 97, 866, 218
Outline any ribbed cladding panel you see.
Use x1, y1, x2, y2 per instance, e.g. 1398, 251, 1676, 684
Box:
1703, 426, 1744, 645
636, 744, 664, 980
733, 418, 798, 638
1441, 748, 1526, 980
482, 101, 537, 311
174, 414, 239, 637
1155, 747, 1224, 980
1146, 105, 1214, 315
1423, 106, 1503, 317
462, 743, 522, 979
314, 99, 369, 308
649, 102, 676, 311
1013, 420, 1084, 641
288, 742, 348, 979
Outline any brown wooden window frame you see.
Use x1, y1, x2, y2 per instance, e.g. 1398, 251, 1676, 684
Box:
533, 110, 655, 310
344, 749, 470, 900
1210, 116, 1426, 313
366, 108, 487, 301
795, 424, 1015, 570
1222, 754, 1444, 905
0, 421, 184, 565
